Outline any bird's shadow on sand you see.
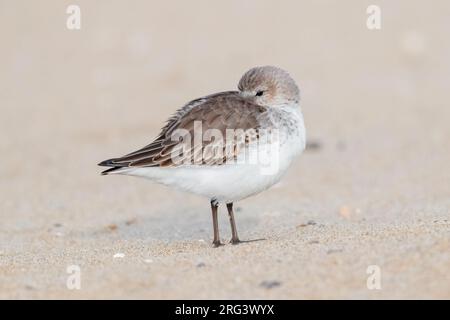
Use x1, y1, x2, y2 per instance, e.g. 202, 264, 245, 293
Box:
235, 238, 266, 244
79, 208, 266, 245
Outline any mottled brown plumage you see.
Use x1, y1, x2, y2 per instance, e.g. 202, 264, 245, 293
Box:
99, 92, 267, 171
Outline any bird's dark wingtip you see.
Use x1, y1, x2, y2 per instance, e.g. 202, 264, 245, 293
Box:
98, 159, 115, 167
100, 166, 122, 175
99, 158, 123, 175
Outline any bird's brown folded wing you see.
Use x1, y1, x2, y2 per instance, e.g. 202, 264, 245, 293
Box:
100, 91, 267, 168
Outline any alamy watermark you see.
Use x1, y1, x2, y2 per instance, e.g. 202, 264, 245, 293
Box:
66, 5, 81, 30
66, 265, 81, 290
366, 265, 381, 290
366, 5, 381, 30
169, 123, 282, 175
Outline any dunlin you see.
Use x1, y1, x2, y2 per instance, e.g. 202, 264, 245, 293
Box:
99, 66, 306, 247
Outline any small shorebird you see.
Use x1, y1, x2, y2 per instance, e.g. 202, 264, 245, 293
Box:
99, 66, 305, 247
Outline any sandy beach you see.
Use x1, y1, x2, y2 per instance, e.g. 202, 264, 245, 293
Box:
0, 1, 449, 299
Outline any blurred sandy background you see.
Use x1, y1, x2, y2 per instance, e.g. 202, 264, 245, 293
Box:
0, 0, 449, 299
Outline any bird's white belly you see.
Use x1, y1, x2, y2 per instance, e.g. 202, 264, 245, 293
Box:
122, 128, 304, 202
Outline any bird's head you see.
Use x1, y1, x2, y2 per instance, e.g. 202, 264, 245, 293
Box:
238, 66, 300, 107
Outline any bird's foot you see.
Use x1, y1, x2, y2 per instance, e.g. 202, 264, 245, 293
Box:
230, 238, 241, 245
212, 240, 224, 248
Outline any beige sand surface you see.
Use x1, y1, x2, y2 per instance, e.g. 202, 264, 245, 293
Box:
0, 1, 449, 299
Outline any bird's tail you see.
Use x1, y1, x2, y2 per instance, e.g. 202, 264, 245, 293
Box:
98, 159, 128, 175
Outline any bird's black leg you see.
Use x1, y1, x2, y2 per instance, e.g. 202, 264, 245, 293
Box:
226, 203, 241, 244
210, 200, 222, 247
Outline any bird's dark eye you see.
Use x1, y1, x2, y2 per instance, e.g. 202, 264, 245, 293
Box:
256, 90, 264, 97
